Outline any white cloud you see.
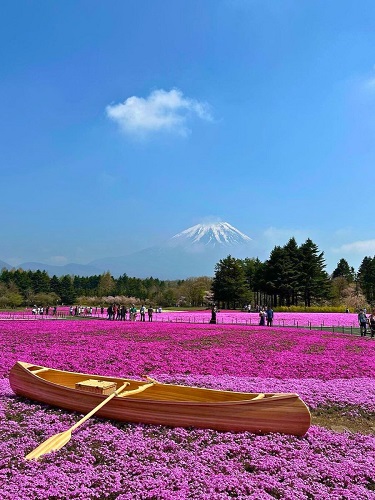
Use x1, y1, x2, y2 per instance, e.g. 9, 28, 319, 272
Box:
262, 227, 309, 245
357, 66, 375, 94
106, 88, 212, 137
332, 239, 375, 255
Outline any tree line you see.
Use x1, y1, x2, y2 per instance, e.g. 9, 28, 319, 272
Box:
0, 268, 212, 309
212, 238, 374, 310
0, 236, 374, 309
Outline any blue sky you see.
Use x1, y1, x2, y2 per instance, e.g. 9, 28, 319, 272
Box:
1, 0, 375, 273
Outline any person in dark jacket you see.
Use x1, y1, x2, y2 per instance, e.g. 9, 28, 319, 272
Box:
259, 308, 266, 326
266, 306, 274, 326
358, 309, 368, 336
210, 305, 217, 324
369, 310, 375, 339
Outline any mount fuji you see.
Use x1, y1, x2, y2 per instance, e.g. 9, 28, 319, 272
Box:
170, 222, 251, 247
91, 222, 252, 279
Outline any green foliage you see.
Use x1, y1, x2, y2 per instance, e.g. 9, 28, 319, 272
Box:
276, 305, 350, 313
33, 292, 60, 306
0, 240, 371, 311
0, 292, 23, 308
332, 258, 355, 282
59, 275, 76, 304
299, 238, 331, 307
358, 256, 375, 305
212, 238, 347, 309
212, 255, 251, 308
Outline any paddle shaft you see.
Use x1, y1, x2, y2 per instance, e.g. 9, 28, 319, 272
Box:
144, 375, 161, 384
70, 381, 155, 432
70, 382, 129, 433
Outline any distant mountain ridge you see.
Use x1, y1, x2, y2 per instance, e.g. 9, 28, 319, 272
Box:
0, 260, 102, 277
90, 222, 252, 279
0, 260, 12, 270
1, 222, 253, 279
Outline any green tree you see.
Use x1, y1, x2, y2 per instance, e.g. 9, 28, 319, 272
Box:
59, 275, 76, 304
299, 239, 331, 307
50, 275, 61, 296
212, 255, 250, 309
5, 292, 23, 308
332, 258, 355, 282
180, 277, 213, 307
263, 246, 286, 306
282, 237, 302, 306
358, 256, 375, 305
34, 292, 60, 306
242, 257, 262, 304
31, 270, 50, 294
97, 272, 115, 297
161, 288, 177, 307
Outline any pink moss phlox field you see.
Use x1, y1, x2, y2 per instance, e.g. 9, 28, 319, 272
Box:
1, 319, 375, 499
0, 309, 362, 328
0, 320, 374, 381
152, 311, 361, 328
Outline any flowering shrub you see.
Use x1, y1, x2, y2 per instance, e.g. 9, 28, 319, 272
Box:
0, 319, 374, 499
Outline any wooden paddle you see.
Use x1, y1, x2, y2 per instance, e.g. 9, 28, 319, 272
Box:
143, 375, 161, 384
25, 382, 131, 461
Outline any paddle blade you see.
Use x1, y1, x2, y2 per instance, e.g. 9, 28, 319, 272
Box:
25, 430, 72, 461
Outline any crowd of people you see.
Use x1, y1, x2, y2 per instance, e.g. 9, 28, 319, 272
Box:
69, 305, 97, 316
106, 304, 159, 321
258, 306, 274, 326
31, 306, 57, 316
357, 308, 375, 338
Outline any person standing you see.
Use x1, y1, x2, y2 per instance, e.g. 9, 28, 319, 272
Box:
107, 305, 113, 321
369, 310, 375, 339
358, 309, 368, 336
210, 304, 217, 324
130, 304, 137, 321
140, 305, 146, 322
147, 306, 153, 322
266, 306, 274, 326
259, 308, 265, 326
120, 305, 125, 321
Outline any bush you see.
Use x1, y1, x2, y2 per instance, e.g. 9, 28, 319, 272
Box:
275, 305, 353, 313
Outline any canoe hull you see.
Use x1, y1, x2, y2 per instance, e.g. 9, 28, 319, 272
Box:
9, 362, 311, 436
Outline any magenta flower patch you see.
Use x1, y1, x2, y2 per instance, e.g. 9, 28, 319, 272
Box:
0, 319, 374, 499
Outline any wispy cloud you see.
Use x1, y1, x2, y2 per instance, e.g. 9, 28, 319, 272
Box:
106, 88, 212, 137
262, 227, 310, 245
332, 239, 375, 255
356, 65, 375, 95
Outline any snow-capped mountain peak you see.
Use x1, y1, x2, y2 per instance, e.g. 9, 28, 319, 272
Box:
170, 222, 252, 247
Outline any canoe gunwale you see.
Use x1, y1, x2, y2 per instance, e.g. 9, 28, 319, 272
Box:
10, 361, 311, 435
12, 361, 302, 406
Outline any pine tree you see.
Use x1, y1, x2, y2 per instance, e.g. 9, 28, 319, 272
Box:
212, 255, 250, 309
299, 239, 330, 307
358, 256, 375, 304
332, 258, 355, 282
59, 275, 76, 304
264, 246, 286, 306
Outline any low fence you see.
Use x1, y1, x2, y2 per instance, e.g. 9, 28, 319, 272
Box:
0, 312, 67, 321
0, 311, 369, 336
149, 315, 361, 334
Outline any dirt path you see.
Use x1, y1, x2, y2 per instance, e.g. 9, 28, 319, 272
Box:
311, 409, 375, 434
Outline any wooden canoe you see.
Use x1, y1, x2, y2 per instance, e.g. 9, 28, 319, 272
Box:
9, 361, 311, 436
